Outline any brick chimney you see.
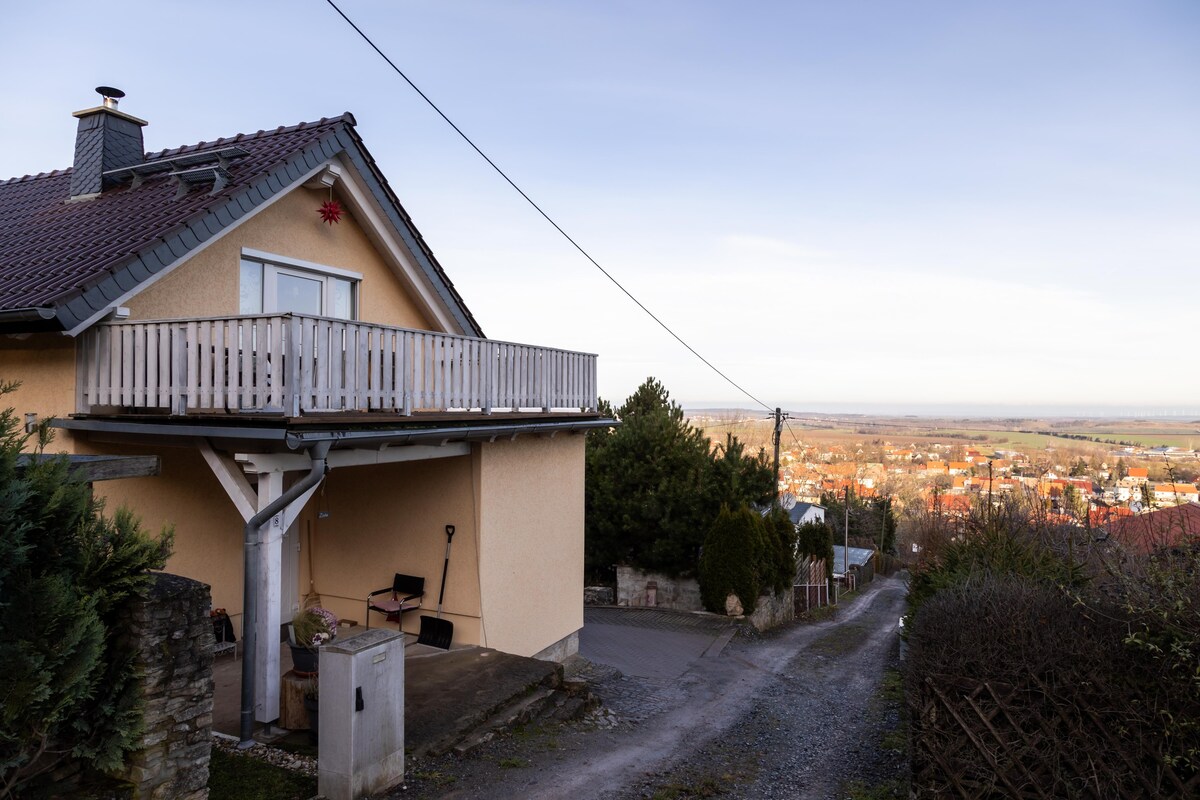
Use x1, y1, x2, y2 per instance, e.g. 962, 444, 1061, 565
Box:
69, 86, 147, 198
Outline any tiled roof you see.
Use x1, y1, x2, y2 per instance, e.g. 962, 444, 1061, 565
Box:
0, 117, 348, 311
1107, 502, 1200, 554
0, 113, 483, 338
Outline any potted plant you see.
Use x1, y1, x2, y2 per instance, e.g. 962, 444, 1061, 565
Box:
288, 606, 337, 675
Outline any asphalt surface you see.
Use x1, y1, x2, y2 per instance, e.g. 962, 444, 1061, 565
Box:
390, 575, 908, 799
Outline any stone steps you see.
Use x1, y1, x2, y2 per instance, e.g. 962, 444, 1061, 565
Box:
443, 680, 599, 757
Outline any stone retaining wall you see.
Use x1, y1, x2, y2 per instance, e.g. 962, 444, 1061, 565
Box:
618, 565, 795, 632
748, 588, 795, 631
117, 572, 214, 800
615, 566, 703, 611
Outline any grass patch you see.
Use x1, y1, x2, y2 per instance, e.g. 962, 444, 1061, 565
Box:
796, 603, 838, 623
207, 748, 316, 800
410, 769, 457, 787
496, 756, 531, 769
810, 623, 868, 656
840, 665, 910, 799
877, 668, 903, 705
651, 775, 727, 798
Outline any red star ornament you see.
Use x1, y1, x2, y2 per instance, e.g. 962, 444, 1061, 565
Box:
318, 199, 345, 225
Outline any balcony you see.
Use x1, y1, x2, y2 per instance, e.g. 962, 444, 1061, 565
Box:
76, 314, 597, 417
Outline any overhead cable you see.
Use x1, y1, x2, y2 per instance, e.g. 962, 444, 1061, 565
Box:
325, 0, 773, 412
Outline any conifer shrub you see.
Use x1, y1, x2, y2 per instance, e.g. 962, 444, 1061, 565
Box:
0, 384, 173, 797
699, 505, 766, 614
763, 506, 799, 595
796, 520, 835, 579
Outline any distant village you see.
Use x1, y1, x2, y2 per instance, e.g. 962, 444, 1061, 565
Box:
775, 438, 1200, 524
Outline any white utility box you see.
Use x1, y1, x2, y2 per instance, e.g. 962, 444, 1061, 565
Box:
318, 628, 405, 800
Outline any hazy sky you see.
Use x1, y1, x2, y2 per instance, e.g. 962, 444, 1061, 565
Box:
2, 2, 1197, 413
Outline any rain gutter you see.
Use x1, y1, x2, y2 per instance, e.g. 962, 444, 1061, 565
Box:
282, 418, 616, 450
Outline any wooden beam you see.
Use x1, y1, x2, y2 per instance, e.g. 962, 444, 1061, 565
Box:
199, 440, 257, 523
16, 454, 161, 482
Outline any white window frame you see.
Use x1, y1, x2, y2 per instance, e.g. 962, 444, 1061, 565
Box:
240, 248, 362, 319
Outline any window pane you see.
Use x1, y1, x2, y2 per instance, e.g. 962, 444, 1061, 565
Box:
330, 278, 354, 320
239, 260, 263, 314
276, 273, 323, 315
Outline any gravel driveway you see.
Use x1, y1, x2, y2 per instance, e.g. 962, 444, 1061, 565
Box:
387, 575, 908, 799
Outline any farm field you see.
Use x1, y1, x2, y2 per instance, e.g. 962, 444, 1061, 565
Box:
687, 411, 1200, 454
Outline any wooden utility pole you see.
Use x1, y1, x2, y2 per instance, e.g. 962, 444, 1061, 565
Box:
844, 483, 850, 589
987, 460, 994, 526
770, 407, 788, 506
879, 496, 888, 555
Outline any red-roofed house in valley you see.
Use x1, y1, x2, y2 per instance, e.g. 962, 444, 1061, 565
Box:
1152, 483, 1200, 505
1106, 503, 1200, 554
0, 90, 606, 738
1128, 467, 1149, 483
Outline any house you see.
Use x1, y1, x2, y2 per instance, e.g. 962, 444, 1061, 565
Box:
1105, 503, 1200, 555
1151, 483, 1200, 505
0, 89, 608, 740
787, 501, 826, 527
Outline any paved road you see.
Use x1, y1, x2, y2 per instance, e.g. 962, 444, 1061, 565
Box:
393, 575, 908, 799
580, 607, 736, 681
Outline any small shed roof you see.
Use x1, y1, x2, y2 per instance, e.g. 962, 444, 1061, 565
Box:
832, 545, 875, 575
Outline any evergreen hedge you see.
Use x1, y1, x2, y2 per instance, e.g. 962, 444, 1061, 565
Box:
699, 505, 767, 614
0, 384, 173, 797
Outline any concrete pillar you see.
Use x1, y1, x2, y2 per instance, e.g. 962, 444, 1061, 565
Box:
319, 629, 406, 800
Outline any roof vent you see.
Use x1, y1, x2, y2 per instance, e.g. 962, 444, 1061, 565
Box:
69, 86, 148, 199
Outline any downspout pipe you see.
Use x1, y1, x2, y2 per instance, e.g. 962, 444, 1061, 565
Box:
238, 441, 331, 748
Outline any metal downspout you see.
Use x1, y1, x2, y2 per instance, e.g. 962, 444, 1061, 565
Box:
238, 442, 330, 748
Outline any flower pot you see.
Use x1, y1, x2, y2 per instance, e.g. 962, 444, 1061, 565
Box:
290, 644, 319, 676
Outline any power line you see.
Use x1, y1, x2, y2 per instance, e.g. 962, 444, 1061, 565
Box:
324, 0, 773, 413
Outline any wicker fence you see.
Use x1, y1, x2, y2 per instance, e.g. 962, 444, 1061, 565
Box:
911, 671, 1200, 799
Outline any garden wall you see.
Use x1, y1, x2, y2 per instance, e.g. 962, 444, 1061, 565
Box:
618, 566, 794, 631
748, 588, 794, 631
117, 572, 214, 800
616, 565, 703, 611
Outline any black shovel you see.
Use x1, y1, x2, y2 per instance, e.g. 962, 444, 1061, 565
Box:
418, 524, 455, 649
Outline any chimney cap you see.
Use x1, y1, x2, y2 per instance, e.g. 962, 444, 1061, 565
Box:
96, 86, 125, 109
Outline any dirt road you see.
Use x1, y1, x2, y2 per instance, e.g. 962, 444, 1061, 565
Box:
392, 575, 908, 799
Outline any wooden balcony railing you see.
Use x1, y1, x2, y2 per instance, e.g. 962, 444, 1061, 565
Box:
76, 314, 597, 416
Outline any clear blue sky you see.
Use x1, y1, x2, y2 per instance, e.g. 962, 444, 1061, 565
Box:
2, 2, 1197, 414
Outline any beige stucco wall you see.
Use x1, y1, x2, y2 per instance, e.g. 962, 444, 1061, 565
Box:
301, 454, 483, 645
128, 185, 435, 331
0, 336, 80, 451
476, 434, 585, 656
83, 443, 247, 611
